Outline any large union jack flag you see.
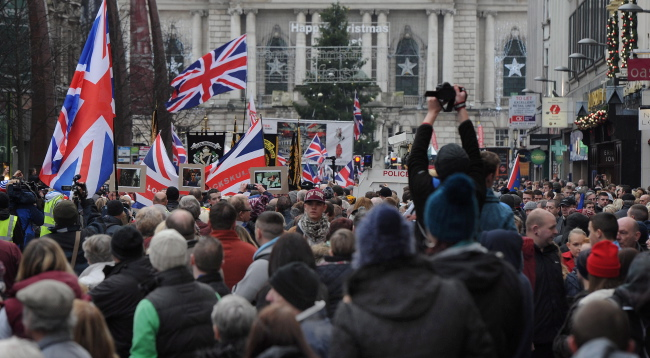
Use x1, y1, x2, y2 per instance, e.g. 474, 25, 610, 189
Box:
165, 35, 247, 113
40, 0, 114, 196
353, 91, 363, 141
133, 133, 179, 209
205, 118, 265, 195
171, 123, 187, 168
335, 160, 356, 187
304, 134, 327, 165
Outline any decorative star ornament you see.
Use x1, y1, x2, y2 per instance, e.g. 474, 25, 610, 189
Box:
398, 58, 417, 76
267, 57, 286, 76
167, 57, 183, 77
505, 58, 525, 77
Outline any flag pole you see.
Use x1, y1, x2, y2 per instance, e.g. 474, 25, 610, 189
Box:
112, 115, 119, 197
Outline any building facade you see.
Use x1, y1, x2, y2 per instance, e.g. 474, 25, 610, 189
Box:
134, 0, 529, 167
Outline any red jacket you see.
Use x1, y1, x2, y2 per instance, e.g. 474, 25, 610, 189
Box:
211, 229, 256, 289
3, 271, 88, 338
0, 240, 21, 292
562, 251, 575, 272
522, 237, 536, 291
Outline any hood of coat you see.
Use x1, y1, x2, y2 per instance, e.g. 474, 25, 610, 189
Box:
0, 208, 10, 221
345, 256, 443, 320
614, 252, 650, 318
479, 229, 524, 272
428, 242, 506, 292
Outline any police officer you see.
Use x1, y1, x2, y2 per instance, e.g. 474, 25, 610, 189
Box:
41, 190, 65, 237
0, 192, 23, 244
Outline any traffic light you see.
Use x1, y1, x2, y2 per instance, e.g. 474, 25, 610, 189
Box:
354, 155, 361, 165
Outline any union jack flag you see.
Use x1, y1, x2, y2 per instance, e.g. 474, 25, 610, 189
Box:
247, 94, 258, 127
302, 163, 319, 184
40, 0, 114, 196
166, 35, 247, 113
276, 155, 287, 166
353, 91, 363, 141
304, 134, 327, 165
171, 123, 187, 168
133, 133, 179, 209
335, 160, 356, 187
205, 118, 265, 195
0, 180, 7, 192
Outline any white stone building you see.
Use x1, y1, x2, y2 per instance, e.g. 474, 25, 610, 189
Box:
133, 0, 529, 167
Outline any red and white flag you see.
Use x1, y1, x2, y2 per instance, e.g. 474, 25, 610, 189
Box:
133, 133, 179, 208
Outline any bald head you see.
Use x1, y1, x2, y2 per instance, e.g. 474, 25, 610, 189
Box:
525, 209, 558, 248
570, 299, 631, 352
153, 192, 168, 205
617, 217, 640, 249
165, 209, 197, 241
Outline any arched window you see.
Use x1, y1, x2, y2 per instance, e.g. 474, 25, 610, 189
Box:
395, 31, 419, 96
265, 26, 289, 94
502, 27, 527, 96
165, 25, 185, 83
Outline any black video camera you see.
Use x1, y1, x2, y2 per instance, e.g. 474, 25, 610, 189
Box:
425, 82, 466, 112
246, 184, 258, 191
61, 174, 88, 205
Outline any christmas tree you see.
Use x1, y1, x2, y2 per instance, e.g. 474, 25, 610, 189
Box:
293, 2, 379, 154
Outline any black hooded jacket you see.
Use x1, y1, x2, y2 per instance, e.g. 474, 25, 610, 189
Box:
429, 242, 527, 358
611, 252, 650, 358
331, 256, 495, 358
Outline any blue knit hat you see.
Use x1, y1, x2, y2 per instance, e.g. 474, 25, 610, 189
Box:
352, 204, 414, 269
424, 173, 478, 243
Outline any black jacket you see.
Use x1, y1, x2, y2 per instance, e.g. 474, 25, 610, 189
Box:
533, 243, 569, 344
331, 256, 496, 358
196, 271, 230, 298
429, 243, 526, 358
145, 266, 217, 358
407, 121, 486, 248
103, 215, 123, 236
89, 257, 156, 358
315, 255, 352, 319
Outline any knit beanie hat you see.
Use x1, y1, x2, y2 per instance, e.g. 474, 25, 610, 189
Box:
53, 200, 78, 226
588, 240, 620, 278
149, 229, 188, 271
576, 248, 591, 279
111, 226, 144, 261
500, 194, 515, 209
523, 201, 538, 211
424, 173, 478, 243
434, 143, 469, 180
352, 204, 414, 269
269, 262, 319, 311
106, 200, 123, 216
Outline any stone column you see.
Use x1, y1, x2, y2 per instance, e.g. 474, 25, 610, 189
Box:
245, 9, 258, 99
229, 7, 243, 100
191, 10, 204, 60
361, 10, 373, 78
376, 10, 389, 92
483, 11, 496, 104
295, 10, 307, 86
426, 9, 439, 89
442, 9, 455, 84
311, 11, 321, 72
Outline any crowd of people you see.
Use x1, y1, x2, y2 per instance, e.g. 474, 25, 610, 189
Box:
0, 86, 650, 357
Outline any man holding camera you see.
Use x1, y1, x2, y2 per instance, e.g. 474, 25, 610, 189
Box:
407, 84, 486, 250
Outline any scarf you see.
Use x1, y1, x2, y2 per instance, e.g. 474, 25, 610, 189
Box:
298, 215, 330, 245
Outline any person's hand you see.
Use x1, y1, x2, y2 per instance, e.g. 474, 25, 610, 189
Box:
454, 84, 467, 105
423, 97, 442, 125
239, 183, 248, 192
255, 183, 266, 193
13, 170, 23, 179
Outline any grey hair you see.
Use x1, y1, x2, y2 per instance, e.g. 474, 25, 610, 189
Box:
297, 190, 308, 202
0, 337, 44, 358
211, 295, 256, 344
82, 234, 113, 264
22, 306, 75, 334
179, 196, 201, 220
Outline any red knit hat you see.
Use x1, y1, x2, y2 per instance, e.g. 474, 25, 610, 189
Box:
587, 240, 620, 278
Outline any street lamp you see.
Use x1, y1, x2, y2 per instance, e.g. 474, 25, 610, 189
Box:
522, 88, 542, 94
618, 3, 650, 13
555, 66, 577, 74
578, 38, 606, 47
569, 53, 595, 63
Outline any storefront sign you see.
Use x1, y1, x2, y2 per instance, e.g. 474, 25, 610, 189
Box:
542, 98, 569, 128
598, 144, 617, 165
529, 134, 551, 146
508, 96, 537, 129
588, 88, 606, 111
640, 108, 650, 130
530, 149, 547, 165
627, 58, 650, 81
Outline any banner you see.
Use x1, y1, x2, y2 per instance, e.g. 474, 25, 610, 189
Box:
264, 134, 279, 166
542, 97, 570, 128
508, 96, 537, 129
186, 133, 226, 166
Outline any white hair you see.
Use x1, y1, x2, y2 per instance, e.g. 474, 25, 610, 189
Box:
0, 337, 44, 358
